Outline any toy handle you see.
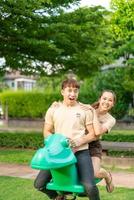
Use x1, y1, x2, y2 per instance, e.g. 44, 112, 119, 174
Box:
61, 138, 70, 147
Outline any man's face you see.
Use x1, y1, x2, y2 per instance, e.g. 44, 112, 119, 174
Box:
61, 86, 79, 106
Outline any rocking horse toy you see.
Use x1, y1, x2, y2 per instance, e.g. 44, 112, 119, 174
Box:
31, 134, 101, 199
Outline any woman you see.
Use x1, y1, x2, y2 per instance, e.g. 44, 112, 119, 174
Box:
80, 90, 116, 193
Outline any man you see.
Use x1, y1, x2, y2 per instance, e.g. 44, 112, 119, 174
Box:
34, 78, 100, 200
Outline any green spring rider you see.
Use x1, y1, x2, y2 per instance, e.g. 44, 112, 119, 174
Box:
31, 134, 101, 198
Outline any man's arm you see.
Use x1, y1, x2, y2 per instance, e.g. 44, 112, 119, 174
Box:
80, 123, 98, 146
43, 106, 55, 138
72, 108, 101, 147
70, 123, 98, 148
43, 122, 54, 138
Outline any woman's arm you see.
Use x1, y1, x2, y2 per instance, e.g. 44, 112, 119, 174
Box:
79, 102, 101, 136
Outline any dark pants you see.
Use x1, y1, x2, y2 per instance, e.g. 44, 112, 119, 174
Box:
34, 149, 100, 200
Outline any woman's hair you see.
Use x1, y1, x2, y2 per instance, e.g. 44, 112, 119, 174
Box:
92, 90, 116, 109
61, 79, 80, 89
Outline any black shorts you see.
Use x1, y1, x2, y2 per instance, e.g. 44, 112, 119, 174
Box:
88, 140, 102, 159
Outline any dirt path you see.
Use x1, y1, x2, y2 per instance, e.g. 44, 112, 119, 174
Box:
0, 163, 134, 189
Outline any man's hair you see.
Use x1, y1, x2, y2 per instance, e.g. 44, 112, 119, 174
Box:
61, 79, 80, 89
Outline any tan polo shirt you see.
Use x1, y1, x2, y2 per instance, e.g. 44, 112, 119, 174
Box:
98, 112, 116, 133
45, 103, 93, 151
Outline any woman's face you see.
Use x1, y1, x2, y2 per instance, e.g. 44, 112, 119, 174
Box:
98, 91, 115, 112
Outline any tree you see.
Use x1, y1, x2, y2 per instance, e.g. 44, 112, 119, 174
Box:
50, 6, 113, 77
110, 0, 134, 109
0, 1, 112, 77
110, 0, 134, 60
0, 0, 80, 74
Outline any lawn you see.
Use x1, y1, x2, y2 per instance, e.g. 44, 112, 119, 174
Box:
0, 148, 35, 164
0, 148, 134, 172
0, 176, 133, 200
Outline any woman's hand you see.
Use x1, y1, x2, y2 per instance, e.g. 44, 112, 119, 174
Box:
50, 101, 61, 108
79, 102, 93, 111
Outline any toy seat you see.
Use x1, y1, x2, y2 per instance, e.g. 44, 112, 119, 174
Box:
31, 134, 101, 196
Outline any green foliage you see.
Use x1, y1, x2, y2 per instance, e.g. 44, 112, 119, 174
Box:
0, 130, 133, 150
35, 75, 64, 92
0, 0, 80, 74
102, 131, 134, 142
0, 82, 9, 92
0, 0, 113, 77
111, 0, 134, 40
0, 90, 60, 118
0, 132, 43, 149
110, 0, 134, 63
78, 77, 98, 103
47, 6, 113, 77
128, 107, 134, 118
110, 0, 134, 97
123, 66, 134, 92
108, 150, 134, 157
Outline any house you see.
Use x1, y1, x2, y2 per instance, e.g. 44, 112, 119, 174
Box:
4, 70, 36, 91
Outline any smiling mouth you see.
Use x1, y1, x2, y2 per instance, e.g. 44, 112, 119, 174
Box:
102, 105, 109, 109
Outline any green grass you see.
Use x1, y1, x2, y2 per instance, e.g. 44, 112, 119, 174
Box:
0, 176, 47, 200
0, 148, 35, 164
0, 176, 133, 200
0, 148, 134, 172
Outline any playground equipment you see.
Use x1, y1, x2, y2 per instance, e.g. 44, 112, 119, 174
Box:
31, 134, 101, 198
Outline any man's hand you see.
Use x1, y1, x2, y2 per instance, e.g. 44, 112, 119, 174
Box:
68, 138, 82, 148
67, 138, 81, 153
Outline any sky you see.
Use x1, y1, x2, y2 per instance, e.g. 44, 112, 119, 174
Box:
80, 0, 111, 9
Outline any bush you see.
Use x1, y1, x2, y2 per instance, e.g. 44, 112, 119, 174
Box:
0, 131, 134, 150
108, 150, 134, 157
102, 130, 134, 142
0, 91, 61, 118
0, 132, 43, 149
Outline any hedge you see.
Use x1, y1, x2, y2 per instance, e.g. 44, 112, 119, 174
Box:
0, 132, 43, 149
102, 130, 134, 142
0, 90, 126, 119
0, 131, 134, 149
0, 91, 60, 118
